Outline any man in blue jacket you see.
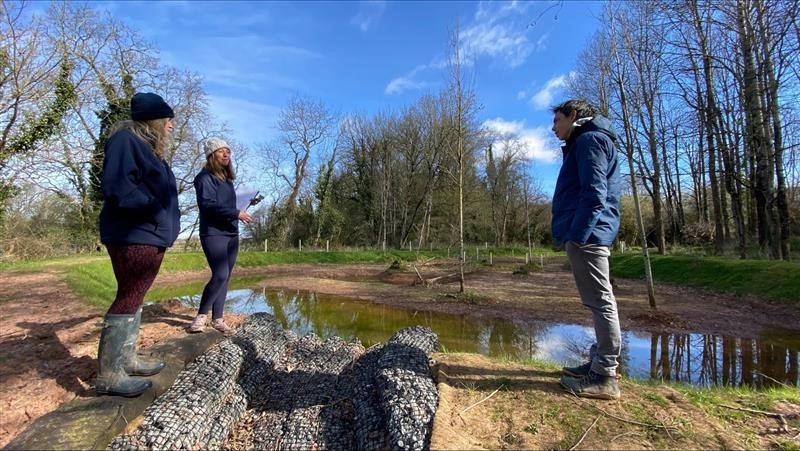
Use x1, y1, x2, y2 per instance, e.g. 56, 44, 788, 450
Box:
550, 99, 622, 400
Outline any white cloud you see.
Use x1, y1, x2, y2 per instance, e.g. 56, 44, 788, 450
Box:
482, 117, 559, 164
385, 65, 430, 95
385, 2, 537, 95
350, 1, 386, 32
461, 2, 533, 68
530, 72, 576, 110
535, 33, 549, 51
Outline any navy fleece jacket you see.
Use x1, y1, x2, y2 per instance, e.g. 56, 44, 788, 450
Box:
551, 116, 622, 247
99, 129, 180, 247
194, 169, 239, 237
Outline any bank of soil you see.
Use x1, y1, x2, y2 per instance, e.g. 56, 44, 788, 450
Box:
1, 259, 798, 449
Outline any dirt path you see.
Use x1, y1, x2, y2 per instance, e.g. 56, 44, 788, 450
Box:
1, 260, 798, 449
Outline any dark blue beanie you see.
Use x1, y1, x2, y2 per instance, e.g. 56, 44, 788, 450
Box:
130, 92, 175, 121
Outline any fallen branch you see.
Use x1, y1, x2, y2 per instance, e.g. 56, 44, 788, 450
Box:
426, 273, 459, 285
718, 404, 797, 420
718, 404, 800, 426
412, 266, 425, 285
754, 372, 793, 389
569, 415, 601, 450
720, 403, 800, 435
457, 386, 503, 418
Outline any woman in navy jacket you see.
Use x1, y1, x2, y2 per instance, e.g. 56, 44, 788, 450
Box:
96, 92, 180, 397
187, 138, 251, 336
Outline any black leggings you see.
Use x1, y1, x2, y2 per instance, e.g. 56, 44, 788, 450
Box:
198, 235, 239, 319
106, 244, 165, 315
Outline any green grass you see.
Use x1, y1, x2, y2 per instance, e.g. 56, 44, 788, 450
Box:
63, 260, 118, 308
57, 249, 442, 309
4, 248, 799, 310
0, 254, 103, 271
157, 249, 447, 271
678, 383, 800, 433
611, 253, 800, 305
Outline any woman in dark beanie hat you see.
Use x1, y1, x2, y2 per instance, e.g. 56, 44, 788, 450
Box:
95, 92, 180, 397
187, 138, 252, 336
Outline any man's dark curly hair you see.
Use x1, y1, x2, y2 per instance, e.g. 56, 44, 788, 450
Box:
551, 99, 598, 118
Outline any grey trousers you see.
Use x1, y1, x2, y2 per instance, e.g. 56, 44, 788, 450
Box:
565, 241, 621, 377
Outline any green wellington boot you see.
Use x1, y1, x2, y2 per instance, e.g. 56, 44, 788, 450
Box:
95, 314, 151, 397
123, 308, 166, 376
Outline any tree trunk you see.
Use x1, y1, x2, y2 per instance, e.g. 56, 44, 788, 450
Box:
755, 0, 790, 259
737, 0, 776, 258
690, 0, 725, 254
607, 8, 657, 308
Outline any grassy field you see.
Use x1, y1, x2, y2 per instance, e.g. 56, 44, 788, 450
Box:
611, 253, 800, 305
2, 247, 798, 308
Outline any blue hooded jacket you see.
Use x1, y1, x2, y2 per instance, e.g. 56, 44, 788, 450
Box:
99, 129, 181, 247
194, 169, 239, 237
551, 116, 621, 247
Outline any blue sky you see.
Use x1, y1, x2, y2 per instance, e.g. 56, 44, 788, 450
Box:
98, 0, 603, 195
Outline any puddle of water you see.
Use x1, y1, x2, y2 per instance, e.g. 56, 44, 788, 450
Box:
178, 287, 799, 389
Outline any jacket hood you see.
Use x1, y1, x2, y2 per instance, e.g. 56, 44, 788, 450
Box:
568, 115, 618, 145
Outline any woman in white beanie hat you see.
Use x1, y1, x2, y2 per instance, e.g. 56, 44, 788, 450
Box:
188, 138, 252, 336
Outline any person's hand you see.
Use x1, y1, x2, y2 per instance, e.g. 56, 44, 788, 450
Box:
238, 210, 252, 223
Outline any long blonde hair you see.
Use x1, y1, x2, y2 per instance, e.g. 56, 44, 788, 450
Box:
205, 153, 236, 182
109, 118, 172, 159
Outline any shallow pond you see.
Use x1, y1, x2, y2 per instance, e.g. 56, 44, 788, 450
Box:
178, 287, 799, 389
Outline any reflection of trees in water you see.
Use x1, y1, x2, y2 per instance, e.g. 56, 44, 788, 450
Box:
514, 322, 558, 361
650, 333, 799, 388
231, 288, 270, 315
212, 288, 800, 389
481, 320, 518, 357
264, 289, 314, 335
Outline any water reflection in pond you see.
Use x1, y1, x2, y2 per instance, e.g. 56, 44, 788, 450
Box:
178, 287, 799, 389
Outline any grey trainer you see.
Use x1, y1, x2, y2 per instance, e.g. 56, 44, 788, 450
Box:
560, 371, 620, 400
562, 361, 592, 378
562, 362, 621, 379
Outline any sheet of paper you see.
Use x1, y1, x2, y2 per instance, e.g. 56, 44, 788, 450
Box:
235, 187, 259, 210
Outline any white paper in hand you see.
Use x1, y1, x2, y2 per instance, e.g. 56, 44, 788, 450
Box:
235, 187, 259, 210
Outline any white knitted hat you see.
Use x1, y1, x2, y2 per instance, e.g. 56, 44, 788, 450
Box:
202, 137, 230, 158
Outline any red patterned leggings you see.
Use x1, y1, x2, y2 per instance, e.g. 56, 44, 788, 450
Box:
106, 244, 165, 314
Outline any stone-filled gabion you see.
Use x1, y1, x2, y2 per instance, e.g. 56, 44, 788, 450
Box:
109, 313, 440, 450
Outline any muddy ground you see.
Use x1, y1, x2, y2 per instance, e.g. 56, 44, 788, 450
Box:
1, 257, 798, 449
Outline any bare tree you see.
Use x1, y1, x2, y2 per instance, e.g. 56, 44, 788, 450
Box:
0, 1, 69, 223
588, 3, 658, 308
260, 94, 337, 247
441, 23, 481, 293
484, 132, 525, 245
1, 1, 226, 255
